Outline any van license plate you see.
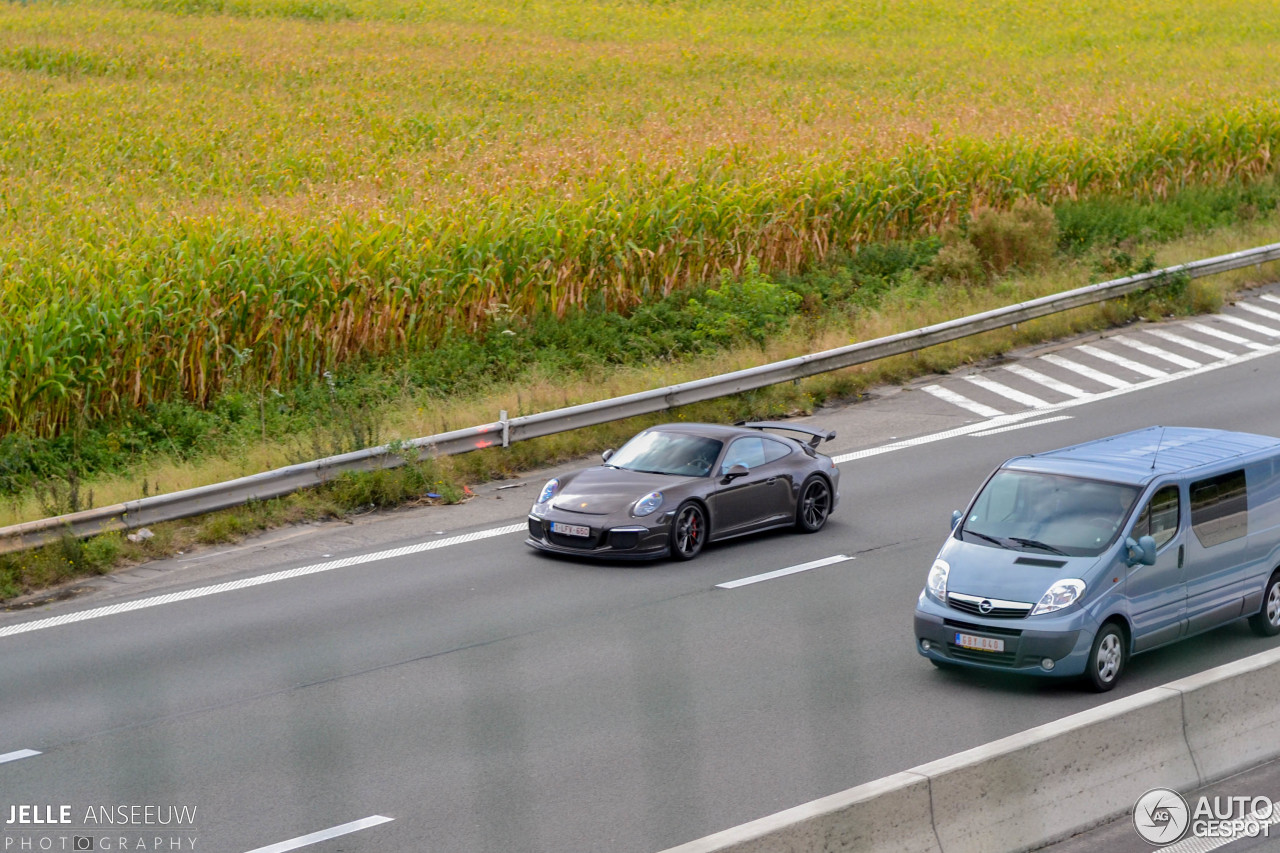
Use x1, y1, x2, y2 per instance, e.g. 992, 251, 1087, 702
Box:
955, 633, 1004, 653
552, 522, 591, 538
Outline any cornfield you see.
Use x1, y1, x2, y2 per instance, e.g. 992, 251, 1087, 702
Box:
2, 0, 1279, 437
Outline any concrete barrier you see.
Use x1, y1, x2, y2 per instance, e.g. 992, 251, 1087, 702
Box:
658, 644, 1280, 853
916, 687, 1196, 852
1172, 645, 1280, 783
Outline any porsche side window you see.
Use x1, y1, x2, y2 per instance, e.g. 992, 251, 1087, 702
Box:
759, 436, 791, 465
723, 437, 767, 471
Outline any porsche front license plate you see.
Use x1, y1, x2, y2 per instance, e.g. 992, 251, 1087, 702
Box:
551, 522, 591, 538
955, 633, 1004, 653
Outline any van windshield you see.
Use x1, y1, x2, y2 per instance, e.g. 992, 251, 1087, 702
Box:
960, 469, 1141, 558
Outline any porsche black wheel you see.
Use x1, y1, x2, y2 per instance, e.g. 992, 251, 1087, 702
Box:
670, 501, 707, 561
795, 476, 832, 533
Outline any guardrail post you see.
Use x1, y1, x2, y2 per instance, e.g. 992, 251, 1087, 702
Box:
500, 410, 510, 448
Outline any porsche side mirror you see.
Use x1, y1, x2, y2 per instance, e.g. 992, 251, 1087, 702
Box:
722, 464, 749, 481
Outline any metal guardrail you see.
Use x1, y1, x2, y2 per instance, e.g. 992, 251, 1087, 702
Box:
4, 242, 1280, 554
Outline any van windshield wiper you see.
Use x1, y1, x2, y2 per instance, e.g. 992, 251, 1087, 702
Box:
964, 530, 1005, 547
1008, 537, 1068, 555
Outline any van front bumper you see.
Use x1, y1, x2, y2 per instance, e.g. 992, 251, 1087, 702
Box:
914, 597, 1090, 677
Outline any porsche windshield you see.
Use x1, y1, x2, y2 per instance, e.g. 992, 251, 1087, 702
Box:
608, 431, 723, 477
960, 469, 1141, 558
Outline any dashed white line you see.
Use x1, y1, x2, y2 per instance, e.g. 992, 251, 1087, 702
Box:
1143, 328, 1234, 361
1187, 322, 1270, 350
1076, 343, 1168, 379
921, 385, 1004, 418
242, 816, 394, 853
715, 555, 853, 589
1260, 293, 1280, 307
961, 374, 1049, 408
1113, 336, 1204, 369
1000, 364, 1087, 398
0, 749, 41, 764
1039, 353, 1132, 389
0, 524, 528, 639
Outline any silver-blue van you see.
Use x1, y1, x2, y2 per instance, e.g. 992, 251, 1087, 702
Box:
913, 426, 1280, 690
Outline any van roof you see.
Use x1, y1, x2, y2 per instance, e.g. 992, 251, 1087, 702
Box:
1005, 426, 1280, 484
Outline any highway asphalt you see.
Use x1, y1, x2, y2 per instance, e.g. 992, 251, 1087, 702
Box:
4, 288, 1280, 853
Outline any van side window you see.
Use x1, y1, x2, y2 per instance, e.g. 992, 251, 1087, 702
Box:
1133, 485, 1180, 549
1190, 469, 1248, 547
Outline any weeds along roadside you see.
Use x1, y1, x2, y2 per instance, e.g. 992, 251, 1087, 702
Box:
3, 185, 1280, 602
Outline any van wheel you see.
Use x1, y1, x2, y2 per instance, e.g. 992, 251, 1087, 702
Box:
1249, 572, 1280, 637
1084, 623, 1125, 692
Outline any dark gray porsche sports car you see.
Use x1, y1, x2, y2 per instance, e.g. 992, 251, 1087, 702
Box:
525, 421, 840, 561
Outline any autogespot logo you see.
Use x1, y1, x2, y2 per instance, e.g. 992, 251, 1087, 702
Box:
1134, 787, 1191, 845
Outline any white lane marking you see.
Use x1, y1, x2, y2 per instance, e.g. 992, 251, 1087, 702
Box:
715, 555, 853, 589
0, 749, 41, 763
1220, 311, 1280, 337
1187, 321, 1270, 350
1237, 301, 1280, 323
243, 816, 394, 853
1076, 343, 1168, 378
1001, 364, 1087, 398
1113, 336, 1204, 369
1039, 353, 1131, 389
962, 374, 1049, 408
1261, 293, 1280, 307
971, 416, 1074, 437
921, 385, 1004, 418
0, 524, 528, 639
832, 335, 1280, 464
1143, 328, 1234, 361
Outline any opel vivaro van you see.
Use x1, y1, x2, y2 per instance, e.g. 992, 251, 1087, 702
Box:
913, 426, 1280, 691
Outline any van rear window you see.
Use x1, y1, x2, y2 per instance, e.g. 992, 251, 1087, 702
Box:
1190, 469, 1248, 547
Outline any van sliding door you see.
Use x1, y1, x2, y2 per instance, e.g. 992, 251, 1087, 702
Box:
1185, 470, 1248, 635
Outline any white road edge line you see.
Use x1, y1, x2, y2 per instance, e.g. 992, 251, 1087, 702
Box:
715, 555, 853, 589
242, 815, 393, 853
0, 749, 41, 764
971, 416, 1074, 437
0, 524, 527, 640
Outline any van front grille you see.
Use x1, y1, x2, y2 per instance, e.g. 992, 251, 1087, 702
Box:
947, 591, 1033, 619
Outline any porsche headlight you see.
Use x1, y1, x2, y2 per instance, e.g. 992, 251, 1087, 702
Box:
925, 559, 950, 603
632, 491, 664, 517
1030, 579, 1086, 616
534, 478, 560, 512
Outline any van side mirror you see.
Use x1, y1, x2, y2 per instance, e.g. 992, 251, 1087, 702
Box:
951, 510, 963, 530
602, 449, 614, 463
1125, 535, 1157, 567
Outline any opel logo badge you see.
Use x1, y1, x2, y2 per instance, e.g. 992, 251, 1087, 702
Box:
978, 599, 994, 615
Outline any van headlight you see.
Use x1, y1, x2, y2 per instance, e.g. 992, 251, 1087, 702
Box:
1030, 579, 1086, 616
925, 559, 950, 603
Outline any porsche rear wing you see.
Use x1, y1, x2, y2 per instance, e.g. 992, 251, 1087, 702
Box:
737, 421, 836, 452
